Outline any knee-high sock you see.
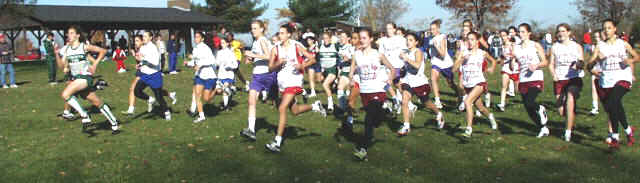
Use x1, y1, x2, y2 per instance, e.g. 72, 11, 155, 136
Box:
66, 96, 88, 118
99, 104, 119, 130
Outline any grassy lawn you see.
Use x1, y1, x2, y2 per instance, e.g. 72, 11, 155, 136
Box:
1, 57, 639, 183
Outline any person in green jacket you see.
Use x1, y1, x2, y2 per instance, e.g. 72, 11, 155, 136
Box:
44, 32, 58, 84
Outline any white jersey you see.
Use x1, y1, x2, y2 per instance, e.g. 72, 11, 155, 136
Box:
501, 42, 519, 74
338, 43, 355, 73
192, 42, 217, 79
552, 41, 584, 80
139, 42, 161, 75
250, 36, 272, 74
401, 49, 429, 88
355, 49, 387, 93
381, 35, 407, 69
597, 39, 633, 88
216, 48, 238, 80
63, 43, 91, 76
276, 40, 304, 90
460, 50, 487, 88
514, 41, 544, 83
430, 34, 454, 68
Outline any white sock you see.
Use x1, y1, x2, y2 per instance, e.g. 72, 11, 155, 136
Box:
275, 136, 282, 146
435, 97, 441, 103
223, 95, 229, 107
261, 90, 267, 97
99, 104, 118, 130
592, 100, 598, 110
500, 94, 506, 106
311, 89, 316, 95
148, 96, 155, 104
248, 116, 256, 132
190, 95, 196, 113
199, 112, 205, 119
346, 89, 350, 96
127, 106, 135, 113
625, 127, 633, 135
63, 110, 71, 115
327, 96, 333, 106
408, 101, 416, 109
66, 96, 88, 117
403, 122, 410, 129
565, 129, 572, 136
312, 102, 320, 111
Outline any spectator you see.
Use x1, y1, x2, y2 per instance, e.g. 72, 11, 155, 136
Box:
112, 45, 127, 73
583, 29, 592, 54
43, 32, 58, 84
219, 26, 228, 38
118, 36, 127, 50
0, 33, 17, 88
167, 34, 179, 74
179, 37, 186, 59
302, 28, 315, 40
155, 34, 167, 72
622, 32, 630, 42
211, 30, 221, 52
488, 31, 503, 59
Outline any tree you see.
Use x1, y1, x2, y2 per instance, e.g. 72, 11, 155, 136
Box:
359, 0, 409, 32
193, 0, 268, 32
436, 0, 517, 31
285, 0, 355, 33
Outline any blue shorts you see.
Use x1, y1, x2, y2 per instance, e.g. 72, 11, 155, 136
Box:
194, 76, 217, 90
139, 72, 163, 89
249, 72, 276, 92
219, 79, 235, 85
431, 65, 454, 81
308, 63, 322, 73
135, 70, 143, 77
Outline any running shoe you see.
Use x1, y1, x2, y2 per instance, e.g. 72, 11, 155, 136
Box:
240, 128, 257, 141
537, 127, 550, 138
353, 148, 368, 161
193, 116, 205, 123
627, 126, 636, 147
313, 100, 327, 117
265, 141, 281, 153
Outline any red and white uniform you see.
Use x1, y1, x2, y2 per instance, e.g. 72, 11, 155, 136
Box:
514, 42, 544, 83
276, 40, 304, 92
552, 41, 584, 80
400, 50, 429, 88
355, 49, 387, 106
596, 39, 633, 88
380, 35, 407, 69
501, 42, 519, 75
460, 50, 487, 89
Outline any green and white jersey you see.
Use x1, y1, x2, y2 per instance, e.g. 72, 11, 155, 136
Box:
318, 42, 339, 69
64, 43, 92, 76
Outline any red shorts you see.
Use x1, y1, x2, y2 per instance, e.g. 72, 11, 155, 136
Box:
501, 71, 519, 82
412, 84, 431, 98
464, 82, 488, 94
281, 87, 304, 95
518, 81, 544, 95
595, 80, 631, 100
360, 92, 386, 107
554, 78, 583, 95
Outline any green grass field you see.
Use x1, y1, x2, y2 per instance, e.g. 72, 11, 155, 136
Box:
1, 57, 639, 183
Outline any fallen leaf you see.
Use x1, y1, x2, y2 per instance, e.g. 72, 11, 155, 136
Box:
187, 144, 195, 148
59, 171, 66, 176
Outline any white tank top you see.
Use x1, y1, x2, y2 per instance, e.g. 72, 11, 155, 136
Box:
430, 34, 454, 68
355, 49, 387, 93
64, 43, 92, 76
382, 35, 407, 69
501, 42, 519, 74
461, 50, 486, 88
276, 40, 304, 90
401, 49, 429, 88
552, 41, 584, 80
514, 41, 544, 83
251, 36, 272, 74
597, 39, 633, 88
